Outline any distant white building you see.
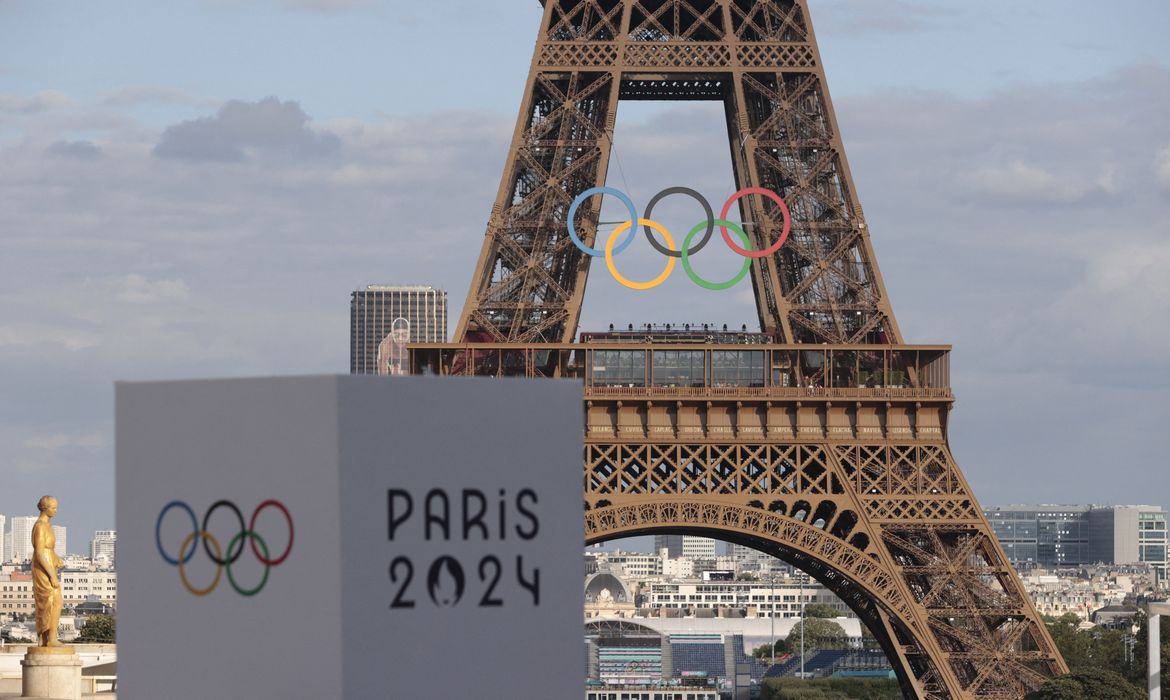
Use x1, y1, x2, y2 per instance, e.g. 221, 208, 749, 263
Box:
59, 569, 117, 607
661, 557, 693, 579
647, 579, 849, 619
602, 552, 663, 579
8, 517, 36, 564
3, 518, 68, 562
90, 530, 116, 564
729, 544, 789, 575
653, 535, 716, 560
53, 525, 67, 558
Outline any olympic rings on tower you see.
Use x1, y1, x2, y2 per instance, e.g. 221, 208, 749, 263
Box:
156, 499, 294, 597
566, 186, 792, 290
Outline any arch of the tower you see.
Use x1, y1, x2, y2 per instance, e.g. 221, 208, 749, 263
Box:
585, 501, 950, 699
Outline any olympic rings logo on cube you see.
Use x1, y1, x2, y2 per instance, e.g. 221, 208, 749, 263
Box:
566, 186, 792, 291
155, 499, 294, 597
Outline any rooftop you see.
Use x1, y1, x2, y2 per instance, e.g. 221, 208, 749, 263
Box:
357, 284, 445, 293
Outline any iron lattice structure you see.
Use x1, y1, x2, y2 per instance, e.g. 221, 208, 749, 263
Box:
429, 1, 1069, 697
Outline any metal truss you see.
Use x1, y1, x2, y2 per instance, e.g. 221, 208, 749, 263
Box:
583, 436, 1066, 698
442, 1, 1068, 697
456, 0, 900, 343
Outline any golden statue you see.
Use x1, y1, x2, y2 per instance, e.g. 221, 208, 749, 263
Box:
31, 495, 64, 647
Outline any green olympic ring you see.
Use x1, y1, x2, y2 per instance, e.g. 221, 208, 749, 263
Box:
681, 219, 754, 291
225, 530, 270, 597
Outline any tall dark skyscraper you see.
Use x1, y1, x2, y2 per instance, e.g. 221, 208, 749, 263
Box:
350, 285, 447, 375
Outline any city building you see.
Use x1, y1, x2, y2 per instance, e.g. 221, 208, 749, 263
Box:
1017, 566, 1141, 621
1, 566, 117, 613
584, 571, 637, 618
0, 515, 5, 566
985, 504, 1169, 580
729, 544, 791, 575
1088, 506, 1168, 575
59, 568, 117, 608
647, 579, 849, 619
985, 505, 1091, 567
661, 557, 693, 579
1, 574, 33, 614
603, 552, 663, 579
2, 518, 68, 562
350, 285, 448, 375
653, 535, 716, 560
90, 530, 116, 564
53, 525, 67, 558
8, 517, 36, 564
585, 618, 871, 689
585, 689, 718, 700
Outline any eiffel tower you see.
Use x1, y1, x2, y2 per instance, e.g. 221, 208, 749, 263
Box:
409, 1, 1068, 697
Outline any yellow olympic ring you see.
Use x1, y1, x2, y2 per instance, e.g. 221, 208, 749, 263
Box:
178, 530, 223, 597
605, 218, 676, 291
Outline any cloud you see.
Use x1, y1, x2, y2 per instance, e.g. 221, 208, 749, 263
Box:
153, 97, 341, 162
0, 324, 101, 351
1156, 146, 1170, 191
1049, 242, 1170, 355
0, 90, 73, 114
106, 274, 192, 304
959, 159, 1114, 204
280, 0, 373, 13
816, 0, 956, 35
0, 101, 511, 381
45, 140, 104, 160
23, 431, 108, 453
99, 85, 214, 108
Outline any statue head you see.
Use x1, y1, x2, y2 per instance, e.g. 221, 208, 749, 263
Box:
37, 495, 58, 517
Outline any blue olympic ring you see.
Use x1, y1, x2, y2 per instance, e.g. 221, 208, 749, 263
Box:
156, 500, 199, 566
567, 186, 640, 258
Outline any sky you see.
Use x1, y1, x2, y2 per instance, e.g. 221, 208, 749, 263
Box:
1, 0, 1169, 552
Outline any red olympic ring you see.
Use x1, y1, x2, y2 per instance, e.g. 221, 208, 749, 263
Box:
249, 499, 295, 566
719, 187, 792, 258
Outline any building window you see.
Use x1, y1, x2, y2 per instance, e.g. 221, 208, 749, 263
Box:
652, 351, 704, 387
712, 351, 764, 387
591, 350, 646, 387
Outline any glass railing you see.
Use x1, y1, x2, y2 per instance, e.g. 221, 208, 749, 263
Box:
408, 342, 951, 398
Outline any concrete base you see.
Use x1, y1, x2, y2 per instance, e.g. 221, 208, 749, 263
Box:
21, 648, 81, 700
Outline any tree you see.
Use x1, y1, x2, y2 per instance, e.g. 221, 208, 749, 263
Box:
1130, 612, 1170, 688
754, 639, 792, 659
1043, 614, 1093, 671
787, 618, 848, 652
75, 615, 115, 643
1026, 668, 1144, 700
803, 603, 839, 619
761, 677, 900, 700
1041, 612, 1151, 687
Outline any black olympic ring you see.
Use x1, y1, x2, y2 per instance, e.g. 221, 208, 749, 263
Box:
202, 499, 247, 566
641, 186, 715, 258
